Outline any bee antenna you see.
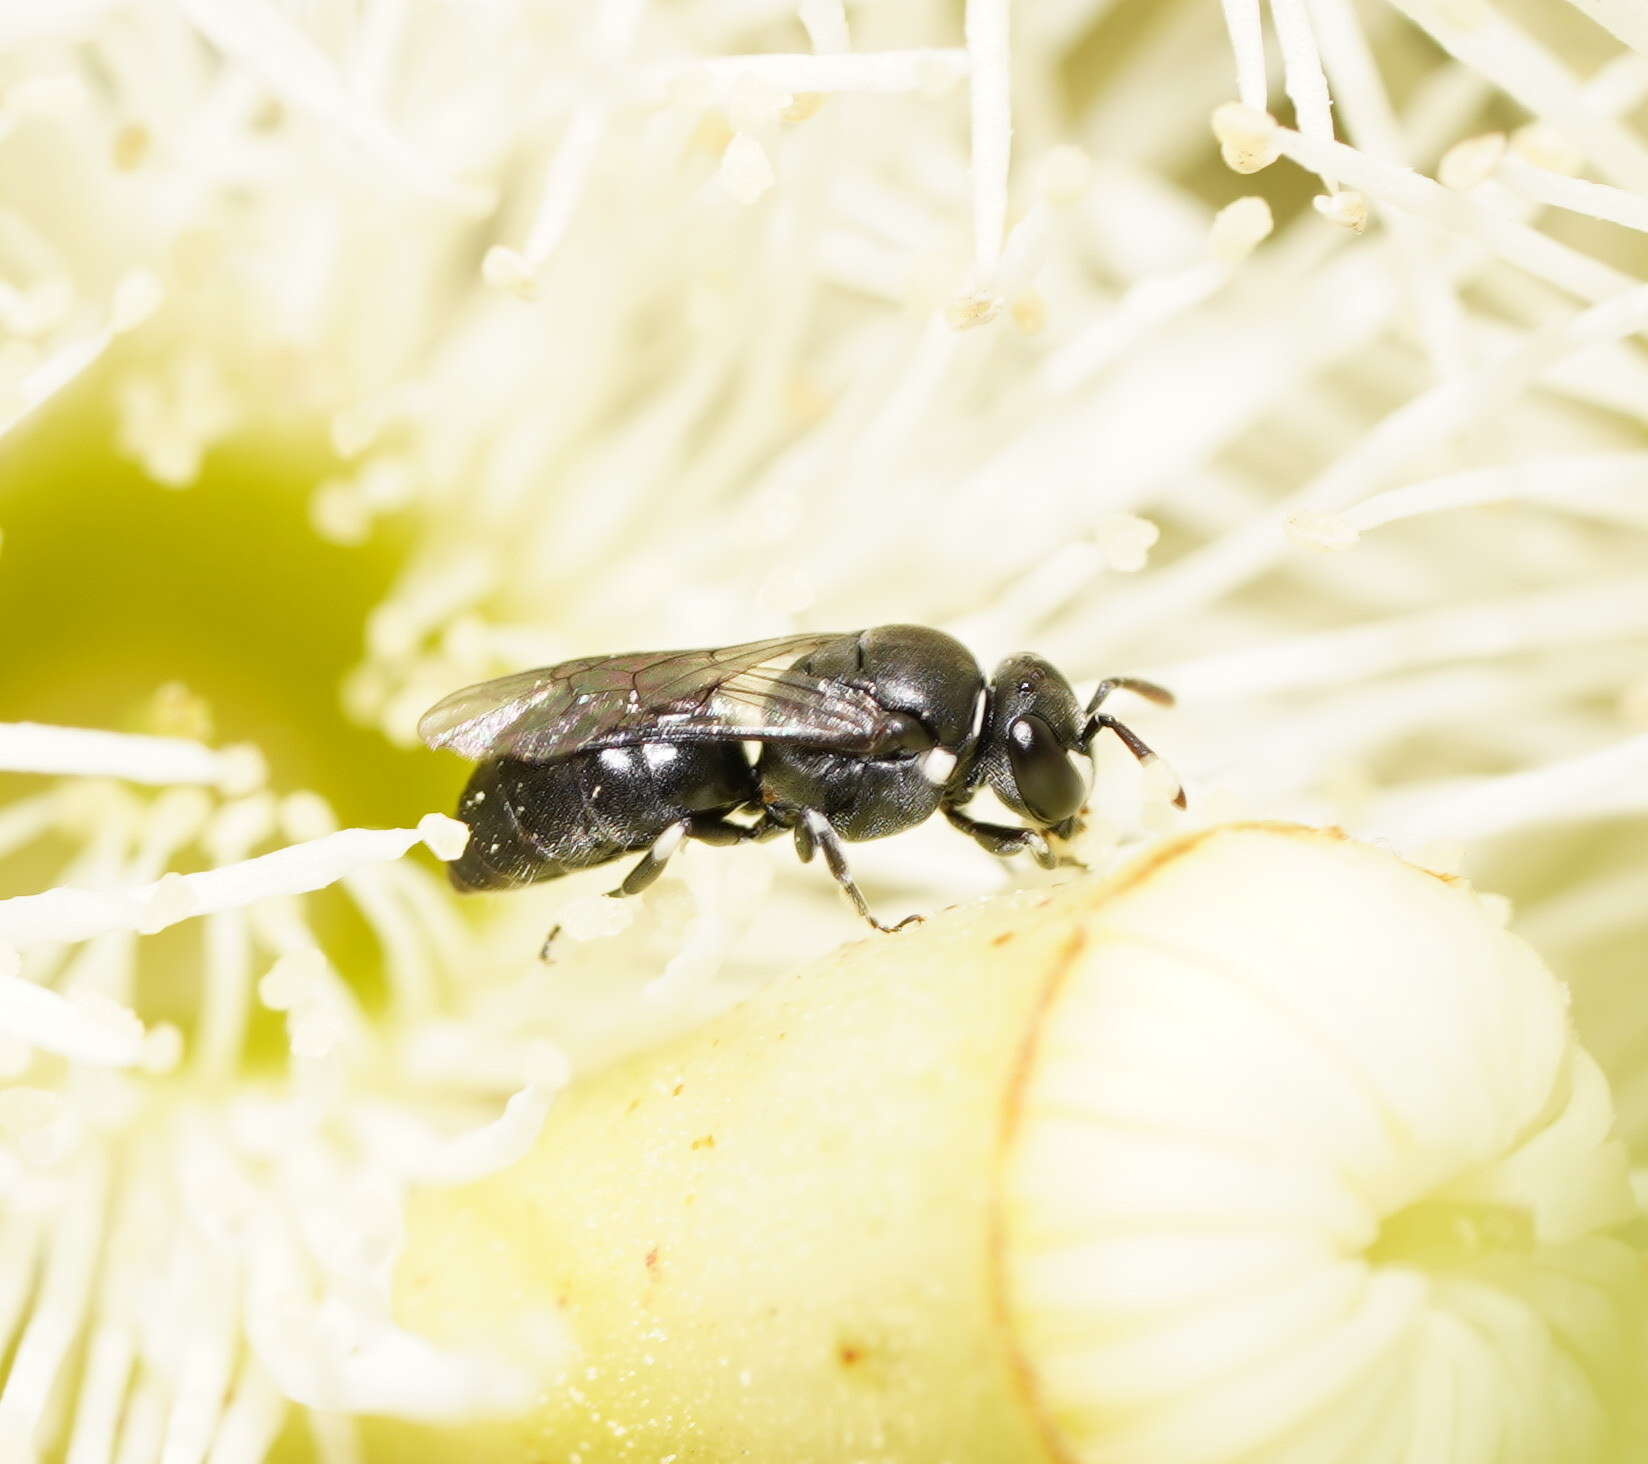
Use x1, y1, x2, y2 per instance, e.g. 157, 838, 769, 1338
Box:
1079, 707, 1187, 811
1083, 675, 1176, 718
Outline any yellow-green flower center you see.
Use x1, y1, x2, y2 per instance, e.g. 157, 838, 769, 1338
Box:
0, 375, 457, 833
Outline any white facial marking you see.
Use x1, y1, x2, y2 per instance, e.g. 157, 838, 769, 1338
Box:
653, 822, 686, 858
921, 747, 958, 786
1071, 748, 1096, 797
968, 689, 988, 741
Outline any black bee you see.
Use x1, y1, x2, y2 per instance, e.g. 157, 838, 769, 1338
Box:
419, 625, 1181, 945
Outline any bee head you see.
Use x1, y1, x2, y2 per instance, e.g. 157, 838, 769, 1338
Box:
976, 654, 1092, 836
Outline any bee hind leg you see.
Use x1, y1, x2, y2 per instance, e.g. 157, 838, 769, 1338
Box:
538, 819, 694, 965
611, 820, 691, 897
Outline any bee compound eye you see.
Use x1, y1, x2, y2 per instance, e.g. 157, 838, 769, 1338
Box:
1006, 714, 1087, 824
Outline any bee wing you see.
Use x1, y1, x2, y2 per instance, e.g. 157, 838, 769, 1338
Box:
417, 633, 897, 763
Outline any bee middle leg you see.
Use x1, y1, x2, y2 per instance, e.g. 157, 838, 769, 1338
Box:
796, 810, 921, 935
683, 812, 763, 846
942, 805, 1065, 870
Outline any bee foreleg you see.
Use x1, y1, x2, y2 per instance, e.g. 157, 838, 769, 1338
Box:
942, 805, 1061, 870
800, 810, 921, 935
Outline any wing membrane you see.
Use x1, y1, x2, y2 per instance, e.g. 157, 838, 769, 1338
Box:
418, 633, 895, 763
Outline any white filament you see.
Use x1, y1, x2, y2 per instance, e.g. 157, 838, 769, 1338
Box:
0, 818, 465, 949
0, 723, 257, 791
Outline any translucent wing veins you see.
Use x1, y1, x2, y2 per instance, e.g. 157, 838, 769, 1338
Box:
418, 633, 898, 763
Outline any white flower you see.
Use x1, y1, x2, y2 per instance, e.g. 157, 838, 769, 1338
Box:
0, 0, 1645, 1458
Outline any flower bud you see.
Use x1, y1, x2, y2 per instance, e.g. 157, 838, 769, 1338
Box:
383, 825, 1643, 1463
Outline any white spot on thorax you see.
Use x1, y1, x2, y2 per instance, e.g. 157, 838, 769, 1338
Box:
968, 688, 988, 742
921, 747, 958, 786
642, 742, 679, 774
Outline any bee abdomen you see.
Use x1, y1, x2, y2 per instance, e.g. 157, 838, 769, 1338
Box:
447, 757, 615, 890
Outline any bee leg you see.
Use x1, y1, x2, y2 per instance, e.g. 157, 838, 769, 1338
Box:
942, 805, 1064, 870
538, 820, 692, 966
613, 819, 691, 897
799, 810, 922, 935
740, 805, 793, 843
792, 816, 817, 865
686, 813, 765, 847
